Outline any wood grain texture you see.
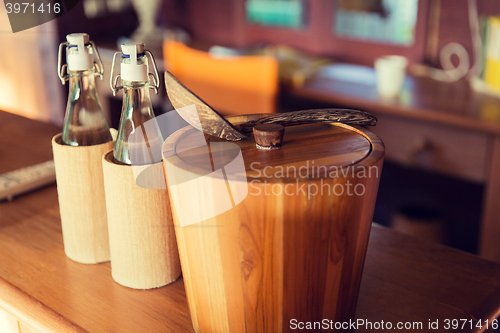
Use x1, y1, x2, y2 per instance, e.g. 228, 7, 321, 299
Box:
3, 111, 500, 333
0, 112, 60, 175
356, 226, 500, 333
102, 152, 181, 289
0, 111, 194, 333
0, 180, 194, 332
0, 278, 86, 333
52, 134, 114, 264
479, 136, 500, 261
163, 114, 384, 332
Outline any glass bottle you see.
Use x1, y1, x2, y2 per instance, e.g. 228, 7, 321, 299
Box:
58, 33, 112, 146
110, 43, 162, 165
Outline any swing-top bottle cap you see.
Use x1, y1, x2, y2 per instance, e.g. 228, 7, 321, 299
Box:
66, 33, 89, 45
120, 43, 149, 82
66, 33, 93, 71
121, 42, 145, 55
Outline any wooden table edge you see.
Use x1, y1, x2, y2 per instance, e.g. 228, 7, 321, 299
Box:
290, 86, 500, 136
0, 276, 88, 333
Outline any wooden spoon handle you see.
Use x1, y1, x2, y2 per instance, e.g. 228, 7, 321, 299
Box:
238, 109, 377, 135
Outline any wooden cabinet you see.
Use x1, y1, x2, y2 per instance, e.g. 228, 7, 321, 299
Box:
290, 72, 500, 262
370, 114, 489, 183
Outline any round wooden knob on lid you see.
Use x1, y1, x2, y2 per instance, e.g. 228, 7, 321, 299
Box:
253, 123, 285, 149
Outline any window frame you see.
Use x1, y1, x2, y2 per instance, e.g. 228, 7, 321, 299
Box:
235, 0, 429, 65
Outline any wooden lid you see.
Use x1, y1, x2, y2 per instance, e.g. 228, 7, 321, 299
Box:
162, 114, 384, 182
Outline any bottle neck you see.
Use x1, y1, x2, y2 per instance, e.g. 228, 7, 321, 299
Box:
114, 80, 163, 165
68, 70, 98, 94
122, 81, 152, 112
121, 81, 155, 126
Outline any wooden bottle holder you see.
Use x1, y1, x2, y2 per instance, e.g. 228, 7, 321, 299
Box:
102, 151, 181, 289
52, 133, 115, 264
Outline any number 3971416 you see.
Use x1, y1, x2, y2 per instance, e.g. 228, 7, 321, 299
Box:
5, 2, 61, 14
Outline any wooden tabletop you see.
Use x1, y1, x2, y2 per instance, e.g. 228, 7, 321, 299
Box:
1, 110, 500, 332
290, 66, 500, 136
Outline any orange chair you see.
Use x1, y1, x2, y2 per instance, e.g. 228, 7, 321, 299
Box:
164, 41, 279, 115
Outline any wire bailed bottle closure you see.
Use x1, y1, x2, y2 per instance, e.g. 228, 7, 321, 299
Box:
110, 43, 160, 96
58, 33, 104, 85
57, 33, 112, 146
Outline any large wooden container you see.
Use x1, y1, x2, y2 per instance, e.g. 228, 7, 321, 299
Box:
162, 114, 384, 332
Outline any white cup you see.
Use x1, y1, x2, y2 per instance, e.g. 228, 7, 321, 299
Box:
374, 55, 408, 99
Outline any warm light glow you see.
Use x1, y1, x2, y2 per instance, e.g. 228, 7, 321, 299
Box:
0, 307, 20, 333
0, 5, 63, 124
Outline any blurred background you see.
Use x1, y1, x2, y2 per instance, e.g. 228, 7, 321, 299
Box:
2, 0, 500, 260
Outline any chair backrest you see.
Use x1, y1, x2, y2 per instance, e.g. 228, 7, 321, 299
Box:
164, 41, 279, 115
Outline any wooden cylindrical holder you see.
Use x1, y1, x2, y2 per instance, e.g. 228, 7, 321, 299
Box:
52, 133, 115, 264
102, 151, 181, 289
162, 115, 385, 332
